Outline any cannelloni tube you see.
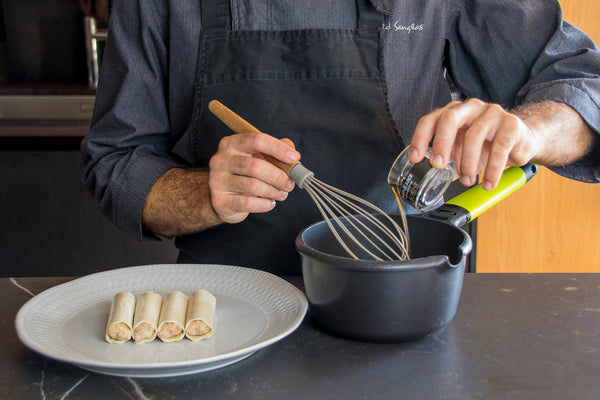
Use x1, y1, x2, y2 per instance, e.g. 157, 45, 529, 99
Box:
132, 291, 163, 343
157, 291, 188, 342
105, 292, 135, 343
185, 289, 216, 341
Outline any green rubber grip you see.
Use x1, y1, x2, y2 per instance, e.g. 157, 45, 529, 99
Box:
445, 166, 529, 221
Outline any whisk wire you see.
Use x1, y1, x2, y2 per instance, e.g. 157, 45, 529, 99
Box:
311, 180, 409, 258
306, 181, 402, 260
304, 177, 409, 261
305, 186, 362, 260
307, 181, 391, 261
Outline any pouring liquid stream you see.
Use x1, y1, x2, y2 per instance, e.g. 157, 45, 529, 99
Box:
392, 186, 411, 259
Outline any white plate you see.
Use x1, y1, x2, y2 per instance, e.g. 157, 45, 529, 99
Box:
15, 264, 308, 378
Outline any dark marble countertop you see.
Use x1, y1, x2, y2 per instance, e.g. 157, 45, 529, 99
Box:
2, 273, 599, 399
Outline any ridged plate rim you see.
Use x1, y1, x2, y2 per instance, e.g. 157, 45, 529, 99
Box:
15, 264, 308, 377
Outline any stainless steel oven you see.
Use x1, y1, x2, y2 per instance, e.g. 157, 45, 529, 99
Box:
84, 17, 107, 89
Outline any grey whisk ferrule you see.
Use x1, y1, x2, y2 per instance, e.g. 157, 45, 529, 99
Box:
288, 163, 315, 189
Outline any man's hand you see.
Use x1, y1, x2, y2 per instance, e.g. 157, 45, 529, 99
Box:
408, 99, 595, 190
141, 132, 300, 237
208, 132, 300, 224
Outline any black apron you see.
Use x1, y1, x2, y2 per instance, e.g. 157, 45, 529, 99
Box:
174, 0, 404, 274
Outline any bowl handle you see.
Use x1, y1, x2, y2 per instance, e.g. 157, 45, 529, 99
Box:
421, 164, 538, 227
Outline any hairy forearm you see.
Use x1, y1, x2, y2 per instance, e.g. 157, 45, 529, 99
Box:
141, 168, 223, 238
513, 101, 596, 166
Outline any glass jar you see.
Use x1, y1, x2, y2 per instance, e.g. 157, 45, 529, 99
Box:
388, 147, 456, 212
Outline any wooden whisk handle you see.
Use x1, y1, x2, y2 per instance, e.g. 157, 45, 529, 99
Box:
208, 100, 299, 175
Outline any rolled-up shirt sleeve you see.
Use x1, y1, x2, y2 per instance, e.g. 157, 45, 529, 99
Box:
446, 0, 600, 182
81, 0, 183, 241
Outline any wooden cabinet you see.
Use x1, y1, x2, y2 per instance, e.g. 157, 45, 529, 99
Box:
476, 0, 600, 273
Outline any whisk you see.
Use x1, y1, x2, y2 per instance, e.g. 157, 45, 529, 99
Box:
208, 100, 410, 261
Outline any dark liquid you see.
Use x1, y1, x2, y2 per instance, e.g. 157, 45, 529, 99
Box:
392, 186, 411, 258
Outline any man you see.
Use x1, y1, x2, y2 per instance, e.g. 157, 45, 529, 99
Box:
82, 0, 600, 273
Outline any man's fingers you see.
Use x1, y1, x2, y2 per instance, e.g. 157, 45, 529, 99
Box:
224, 132, 300, 164
410, 106, 449, 163
209, 153, 293, 193
430, 99, 490, 169
410, 100, 486, 168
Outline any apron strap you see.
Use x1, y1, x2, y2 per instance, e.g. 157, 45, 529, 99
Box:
201, 0, 390, 31
201, 0, 231, 31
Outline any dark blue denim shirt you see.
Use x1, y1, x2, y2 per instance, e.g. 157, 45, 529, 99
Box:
82, 0, 600, 241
